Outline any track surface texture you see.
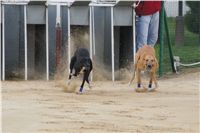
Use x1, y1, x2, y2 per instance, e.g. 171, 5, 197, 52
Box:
2, 69, 200, 133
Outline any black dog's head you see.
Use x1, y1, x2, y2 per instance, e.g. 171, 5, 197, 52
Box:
80, 57, 91, 72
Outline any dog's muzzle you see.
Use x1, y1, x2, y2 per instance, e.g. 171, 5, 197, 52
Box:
147, 64, 152, 69
146, 64, 152, 71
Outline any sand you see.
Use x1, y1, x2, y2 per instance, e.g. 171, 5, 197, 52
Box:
1, 70, 200, 133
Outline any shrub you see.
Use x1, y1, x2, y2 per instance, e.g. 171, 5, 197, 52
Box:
185, 1, 200, 34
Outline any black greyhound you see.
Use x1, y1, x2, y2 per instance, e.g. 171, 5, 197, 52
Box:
68, 48, 93, 93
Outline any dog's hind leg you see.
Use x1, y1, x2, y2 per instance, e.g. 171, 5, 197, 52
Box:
129, 73, 135, 86
129, 64, 137, 86
129, 54, 140, 86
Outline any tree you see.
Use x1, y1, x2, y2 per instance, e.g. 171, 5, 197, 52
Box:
185, 1, 200, 34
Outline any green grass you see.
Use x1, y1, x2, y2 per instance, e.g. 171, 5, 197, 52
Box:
155, 17, 200, 75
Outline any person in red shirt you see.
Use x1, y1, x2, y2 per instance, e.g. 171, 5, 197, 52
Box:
135, 1, 161, 50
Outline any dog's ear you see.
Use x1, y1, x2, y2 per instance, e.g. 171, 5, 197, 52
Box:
154, 57, 159, 68
135, 53, 141, 64
70, 56, 77, 70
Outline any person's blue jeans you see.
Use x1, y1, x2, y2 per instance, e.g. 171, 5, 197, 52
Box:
136, 11, 159, 51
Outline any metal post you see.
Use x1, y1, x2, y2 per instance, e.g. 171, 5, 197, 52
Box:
111, 6, 115, 82
56, 4, 61, 24
55, 24, 62, 77
89, 6, 93, 81
89, 6, 93, 60
178, 1, 183, 16
55, 4, 62, 79
0, 5, 1, 133
92, 6, 95, 55
2, 5, 5, 80
199, 2, 200, 44
67, 7, 71, 74
175, 1, 184, 46
46, 6, 49, 80
24, 5, 27, 80
133, 7, 136, 65
164, 9, 176, 73
159, 1, 164, 77
0, 3, 1, 80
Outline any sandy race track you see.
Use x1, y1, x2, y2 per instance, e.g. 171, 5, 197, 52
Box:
1, 70, 200, 133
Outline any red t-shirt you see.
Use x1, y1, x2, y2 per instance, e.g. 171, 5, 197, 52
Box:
135, 1, 161, 16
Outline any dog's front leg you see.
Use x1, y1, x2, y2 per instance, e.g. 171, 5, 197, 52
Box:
85, 71, 92, 89
86, 74, 91, 89
135, 69, 147, 92
136, 69, 142, 88
150, 72, 154, 87
68, 70, 72, 80
148, 72, 154, 91
68, 73, 72, 81
153, 73, 158, 89
79, 72, 88, 93
148, 72, 157, 92
68, 56, 76, 84
67, 69, 74, 85
67, 75, 72, 85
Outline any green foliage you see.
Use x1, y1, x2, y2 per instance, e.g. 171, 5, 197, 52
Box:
185, 1, 200, 34
155, 43, 200, 74
166, 17, 199, 46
